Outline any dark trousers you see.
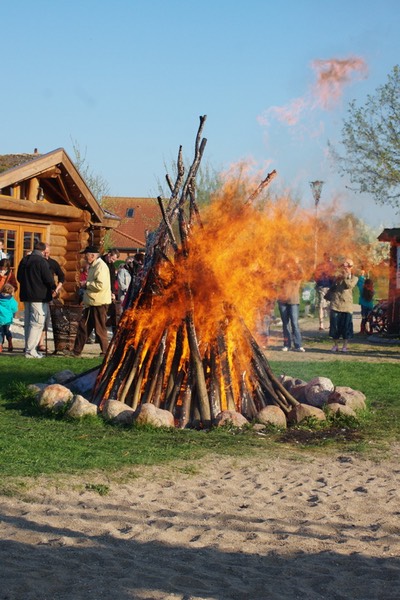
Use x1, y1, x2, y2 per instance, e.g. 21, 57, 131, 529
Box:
1, 324, 11, 342
73, 304, 109, 355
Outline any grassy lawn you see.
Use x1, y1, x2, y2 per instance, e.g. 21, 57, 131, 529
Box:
0, 355, 399, 484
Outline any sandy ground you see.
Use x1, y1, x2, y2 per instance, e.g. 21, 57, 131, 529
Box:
1, 451, 400, 600
1, 309, 400, 599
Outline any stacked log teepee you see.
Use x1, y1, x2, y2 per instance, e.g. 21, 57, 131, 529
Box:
91, 116, 299, 427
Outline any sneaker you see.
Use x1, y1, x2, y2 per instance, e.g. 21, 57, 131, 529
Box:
25, 352, 43, 359
331, 345, 339, 353
319, 326, 324, 331
282, 346, 289, 352
341, 346, 348, 352
295, 347, 305, 352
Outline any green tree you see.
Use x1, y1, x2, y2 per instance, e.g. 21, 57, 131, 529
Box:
330, 65, 400, 210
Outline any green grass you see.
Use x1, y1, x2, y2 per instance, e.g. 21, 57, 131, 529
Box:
0, 355, 399, 483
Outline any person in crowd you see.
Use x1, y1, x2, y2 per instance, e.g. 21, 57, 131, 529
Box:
277, 259, 305, 352
314, 252, 335, 331
101, 248, 120, 331
0, 283, 18, 352
0, 240, 8, 260
17, 241, 56, 359
37, 244, 65, 352
78, 262, 89, 303
117, 257, 134, 308
357, 269, 375, 335
0, 259, 18, 292
121, 251, 145, 309
68, 245, 111, 357
328, 258, 359, 352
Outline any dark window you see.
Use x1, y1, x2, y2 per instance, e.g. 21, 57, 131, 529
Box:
126, 208, 134, 218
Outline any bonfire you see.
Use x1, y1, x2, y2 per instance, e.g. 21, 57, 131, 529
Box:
91, 116, 319, 427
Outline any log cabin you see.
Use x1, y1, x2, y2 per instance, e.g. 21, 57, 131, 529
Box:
0, 149, 119, 306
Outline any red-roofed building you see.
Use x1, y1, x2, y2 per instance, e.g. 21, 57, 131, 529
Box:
101, 197, 161, 259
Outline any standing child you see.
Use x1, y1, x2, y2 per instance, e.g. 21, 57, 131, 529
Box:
0, 283, 18, 352
357, 271, 375, 334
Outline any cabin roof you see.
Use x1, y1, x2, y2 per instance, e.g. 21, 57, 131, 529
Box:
0, 148, 111, 224
101, 196, 161, 248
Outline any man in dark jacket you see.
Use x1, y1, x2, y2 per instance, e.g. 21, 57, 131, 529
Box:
17, 241, 56, 358
37, 244, 66, 352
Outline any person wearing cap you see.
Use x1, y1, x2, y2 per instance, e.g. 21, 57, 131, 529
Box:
68, 245, 111, 357
327, 258, 358, 352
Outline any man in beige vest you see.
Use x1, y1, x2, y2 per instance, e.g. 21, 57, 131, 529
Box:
68, 246, 111, 357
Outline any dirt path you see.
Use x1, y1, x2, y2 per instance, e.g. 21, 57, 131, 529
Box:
6, 308, 400, 363
260, 308, 400, 363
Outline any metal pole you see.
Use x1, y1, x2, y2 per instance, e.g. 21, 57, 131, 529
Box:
310, 181, 324, 271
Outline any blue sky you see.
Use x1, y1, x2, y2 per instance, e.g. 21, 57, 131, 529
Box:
2, 0, 400, 228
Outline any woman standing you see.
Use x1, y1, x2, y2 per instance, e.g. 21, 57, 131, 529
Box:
328, 258, 358, 352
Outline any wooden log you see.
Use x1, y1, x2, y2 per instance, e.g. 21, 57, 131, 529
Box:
142, 330, 168, 404
178, 366, 192, 428
66, 232, 82, 243
0, 196, 88, 219
49, 235, 68, 248
164, 324, 184, 407
217, 333, 236, 411
186, 313, 211, 426
118, 336, 146, 406
166, 367, 186, 414
208, 346, 222, 420
50, 224, 69, 236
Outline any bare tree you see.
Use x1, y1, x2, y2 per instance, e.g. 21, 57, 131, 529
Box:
71, 138, 110, 201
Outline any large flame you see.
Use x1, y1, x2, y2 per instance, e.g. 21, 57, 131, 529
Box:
96, 172, 385, 418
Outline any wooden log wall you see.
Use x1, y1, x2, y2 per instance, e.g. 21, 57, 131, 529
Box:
49, 218, 90, 303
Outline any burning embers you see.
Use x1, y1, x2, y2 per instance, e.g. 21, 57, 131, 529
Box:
91, 117, 316, 427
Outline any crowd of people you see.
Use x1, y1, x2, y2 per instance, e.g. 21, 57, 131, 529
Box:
0, 240, 376, 357
260, 254, 375, 353
0, 240, 147, 359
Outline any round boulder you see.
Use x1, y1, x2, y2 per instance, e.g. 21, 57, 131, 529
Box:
326, 402, 357, 418
304, 377, 334, 408
102, 399, 135, 425
257, 405, 287, 428
135, 403, 175, 428
327, 386, 367, 411
214, 410, 249, 428
38, 384, 73, 411
66, 395, 98, 419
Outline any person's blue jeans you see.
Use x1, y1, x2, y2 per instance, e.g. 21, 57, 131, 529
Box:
278, 302, 302, 349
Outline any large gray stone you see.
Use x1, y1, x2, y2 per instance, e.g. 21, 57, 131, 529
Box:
287, 403, 326, 424
257, 405, 287, 428
326, 402, 357, 417
327, 386, 367, 411
66, 395, 98, 419
102, 399, 135, 425
48, 370, 76, 384
304, 377, 334, 408
38, 384, 73, 411
135, 403, 175, 428
214, 410, 249, 428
